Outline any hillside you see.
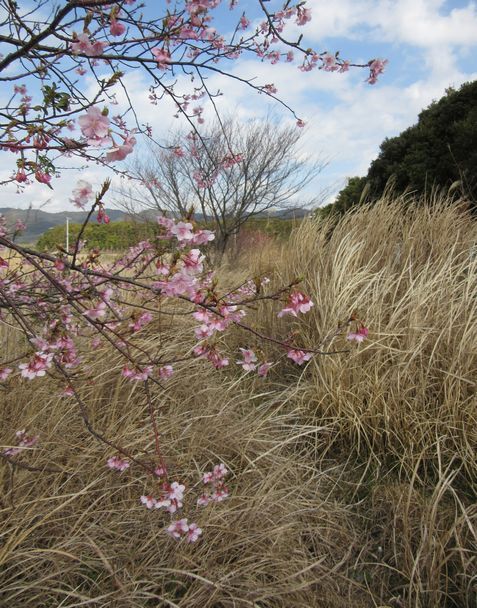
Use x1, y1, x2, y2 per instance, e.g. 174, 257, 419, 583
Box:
0, 207, 126, 242
1, 206, 310, 244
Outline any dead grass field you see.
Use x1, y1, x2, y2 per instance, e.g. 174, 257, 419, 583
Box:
1, 194, 476, 607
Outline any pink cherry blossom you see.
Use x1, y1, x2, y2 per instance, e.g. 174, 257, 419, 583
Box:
166, 518, 189, 539
35, 170, 51, 184
107, 455, 130, 471
17, 430, 38, 447
105, 133, 137, 162
163, 481, 185, 512
71, 33, 105, 57
197, 494, 210, 506
15, 169, 27, 183
78, 107, 111, 146
0, 367, 13, 381
151, 47, 171, 69
154, 497, 172, 510
322, 53, 338, 71
110, 19, 126, 37
212, 463, 228, 479
211, 487, 229, 502
239, 15, 250, 29
187, 522, 202, 543
18, 352, 53, 379
140, 495, 156, 509
199, 462, 229, 506
62, 385, 74, 397
287, 349, 313, 365
258, 362, 273, 377
190, 229, 215, 245
129, 311, 153, 332
278, 291, 314, 318
346, 326, 369, 342
71, 180, 92, 208
367, 59, 388, 84
296, 7, 312, 25
202, 471, 214, 484
236, 348, 257, 371
157, 216, 175, 230
71, 33, 94, 55
170, 221, 194, 242
159, 365, 173, 379
3, 429, 39, 456
155, 260, 170, 275
182, 249, 204, 273
83, 301, 107, 319
96, 208, 110, 224
121, 365, 153, 381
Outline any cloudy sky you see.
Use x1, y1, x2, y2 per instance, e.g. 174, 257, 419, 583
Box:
1, 0, 477, 211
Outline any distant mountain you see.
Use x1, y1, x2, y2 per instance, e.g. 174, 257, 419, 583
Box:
129, 207, 311, 221
0, 207, 126, 243
0, 205, 310, 243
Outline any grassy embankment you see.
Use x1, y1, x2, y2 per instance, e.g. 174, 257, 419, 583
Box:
1, 194, 476, 607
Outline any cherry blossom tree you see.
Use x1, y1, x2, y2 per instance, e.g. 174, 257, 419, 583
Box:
118, 118, 325, 252
0, 0, 376, 541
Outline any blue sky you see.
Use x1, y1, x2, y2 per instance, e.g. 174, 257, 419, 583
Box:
1, 0, 477, 211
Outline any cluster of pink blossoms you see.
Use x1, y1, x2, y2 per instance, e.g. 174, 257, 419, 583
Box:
157, 217, 214, 248
78, 107, 136, 163
105, 456, 205, 542
71, 33, 105, 57
140, 481, 185, 513
193, 305, 245, 340
287, 349, 313, 365
167, 519, 202, 543
278, 291, 314, 318
236, 348, 273, 376
367, 59, 389, 85
107, 455, 130, 472
346, 325, 369, 343
197, 463, 229, 506
18, 352, 53, 379
2, 430, 39, 457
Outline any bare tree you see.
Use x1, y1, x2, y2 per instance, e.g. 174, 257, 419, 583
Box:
118, 119, 325, 252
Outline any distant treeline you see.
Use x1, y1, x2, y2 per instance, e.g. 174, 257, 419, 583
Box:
37, 217, 297, 252
37, 221, 159, 251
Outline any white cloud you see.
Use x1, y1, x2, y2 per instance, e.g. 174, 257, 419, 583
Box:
1, 0, 476, 212
301, 0, 477, 48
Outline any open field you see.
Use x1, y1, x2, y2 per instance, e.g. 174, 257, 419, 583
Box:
1, 196, 476, 607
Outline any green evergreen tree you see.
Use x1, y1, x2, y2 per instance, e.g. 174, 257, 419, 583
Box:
330, 80, 477, 217
368, 80, 477, 207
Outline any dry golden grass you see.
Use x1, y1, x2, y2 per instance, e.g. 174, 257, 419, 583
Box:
1, 194, 477, 607
249, 193, 477, 607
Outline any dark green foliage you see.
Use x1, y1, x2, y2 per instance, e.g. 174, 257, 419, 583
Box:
367, 80, 477, 206
331, 80, 477, 217
319, 176, 368, 220
37, 221, 159, 251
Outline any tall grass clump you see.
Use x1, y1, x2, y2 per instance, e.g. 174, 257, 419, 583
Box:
2, 193, 476, 607
254, 193, 477, 607
0, 321, 369, 607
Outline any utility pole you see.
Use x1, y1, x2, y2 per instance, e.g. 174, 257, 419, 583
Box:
66, 217, 69, 252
